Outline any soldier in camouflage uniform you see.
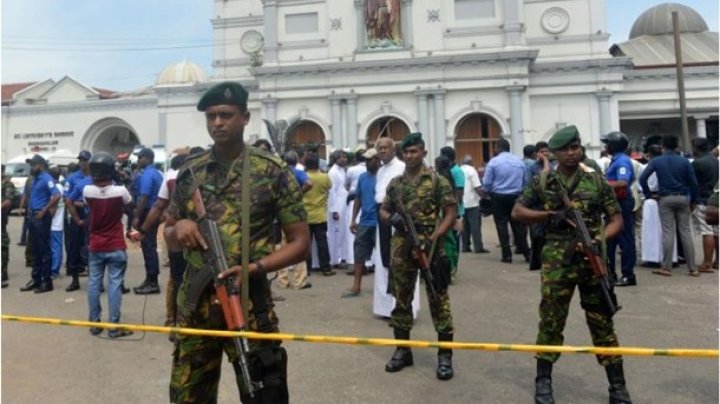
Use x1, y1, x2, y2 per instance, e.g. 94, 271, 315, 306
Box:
379, 132, 458, 380
2, 166, 17, 288
512, 125, 632, 404
166, 82, 310, 404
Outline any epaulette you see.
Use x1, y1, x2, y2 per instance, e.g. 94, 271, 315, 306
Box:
175, 149, 211, 181
250, 146, 286, 169
579, 162, 596, 173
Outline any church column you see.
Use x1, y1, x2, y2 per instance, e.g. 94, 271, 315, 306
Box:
346, 95, 358, 150
262, 97, 277, 124
695, 116, 708, 138
506, 85, 525, 155
433, 91, 446, 157
330, 97, 342, 150
401, 0, 414, 48
503, 0, 524, 47
596, 91, 613, 138
415, 92, 429, 139
354, 0, 363, 49
262, 0, 279, 62
158, 111, 167, 146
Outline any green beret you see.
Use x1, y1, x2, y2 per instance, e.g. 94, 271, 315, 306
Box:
197, 81, 249, 111
400, 132, 424, 150
548, 125, 580, 150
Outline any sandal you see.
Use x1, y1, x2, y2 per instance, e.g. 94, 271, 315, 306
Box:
699, 266, 715, 273
652, 268, 672, 277
688, 270, 700, 277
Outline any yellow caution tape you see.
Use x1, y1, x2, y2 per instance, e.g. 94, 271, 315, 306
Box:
3, 314, 717, 358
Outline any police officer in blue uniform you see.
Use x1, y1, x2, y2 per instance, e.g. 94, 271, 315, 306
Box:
602, 132, 637, 286
64, 150, 91, 291
20, 155, 61, 293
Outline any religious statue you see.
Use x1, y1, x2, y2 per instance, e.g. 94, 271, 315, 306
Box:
366, 0, 402, 48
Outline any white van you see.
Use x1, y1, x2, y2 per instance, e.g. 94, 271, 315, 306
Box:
4, 153, 42, 195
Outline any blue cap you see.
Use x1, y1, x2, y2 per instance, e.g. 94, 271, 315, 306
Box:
26, 155, 47, 166
77, 150, 92, 160
134, 147, 154, 159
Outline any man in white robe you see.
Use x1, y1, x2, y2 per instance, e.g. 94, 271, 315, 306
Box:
373, 137, 419, 318
328, 150, 349, 267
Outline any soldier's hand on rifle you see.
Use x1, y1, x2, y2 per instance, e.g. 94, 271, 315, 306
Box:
217, 263, 263, 287
389, 212, 407, 232
549, 209, 570, 228
175, 219, 208, 250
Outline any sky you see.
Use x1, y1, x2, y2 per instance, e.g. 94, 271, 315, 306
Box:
1, 0, 718, 92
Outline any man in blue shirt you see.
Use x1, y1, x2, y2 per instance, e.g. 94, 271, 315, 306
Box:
64, 151, 91, 291
343, 149, 381, 297
20, 155, 61, 293
602, 132, 637, 286
482, 138, 529, 263
639, 134, 699, 277
131, 148, 164, 294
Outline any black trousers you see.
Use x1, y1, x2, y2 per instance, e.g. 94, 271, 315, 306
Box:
378, 222, 392, 268
490, 193, 529, 259
65, 210, 88, 277
307, 222, 330, 271
30, 212, 52, 284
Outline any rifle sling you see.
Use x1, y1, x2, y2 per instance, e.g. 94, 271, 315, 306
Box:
241, 145, 251, 325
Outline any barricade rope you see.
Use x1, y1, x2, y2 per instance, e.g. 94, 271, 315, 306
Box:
3, 314, 718, 358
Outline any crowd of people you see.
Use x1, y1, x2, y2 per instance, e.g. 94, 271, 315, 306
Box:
2, 80, 717, 404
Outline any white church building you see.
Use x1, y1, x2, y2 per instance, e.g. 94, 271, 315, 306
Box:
2, 1, 717, 167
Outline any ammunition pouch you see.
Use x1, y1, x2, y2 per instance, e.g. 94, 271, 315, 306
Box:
238, 346, 289, 404
579, 285, 619, 317
430, 255, 451, 293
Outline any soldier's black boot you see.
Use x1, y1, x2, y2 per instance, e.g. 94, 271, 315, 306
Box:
385, 328, 413, 372
605, 362, 633, 404
436, 332, 454, 380
66, 275, 80, 292
534, 359, 555, 404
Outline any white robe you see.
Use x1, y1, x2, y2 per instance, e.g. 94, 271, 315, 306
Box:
372, 227, 421, 318
328, 165, 349, 265
641, 173, 677, 263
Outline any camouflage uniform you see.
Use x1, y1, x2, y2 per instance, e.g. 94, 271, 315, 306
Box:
382, 166, 457, 333
516, 169, 622, 366
2, 176, 17, 282
167, 147, 306, 403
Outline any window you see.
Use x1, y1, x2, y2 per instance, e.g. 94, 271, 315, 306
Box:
285, 12, 319, 34
455, 0, 495, 20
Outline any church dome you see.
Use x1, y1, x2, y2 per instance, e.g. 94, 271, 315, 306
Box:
629, 3, 709, 39
156, 60, 207, 86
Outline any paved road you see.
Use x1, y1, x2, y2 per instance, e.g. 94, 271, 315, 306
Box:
2, 215, 717, 403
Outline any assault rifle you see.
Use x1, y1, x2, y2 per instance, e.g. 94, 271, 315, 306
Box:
185, 189, 261, 398
559, 193, 621, 317
393, 195, 438, 302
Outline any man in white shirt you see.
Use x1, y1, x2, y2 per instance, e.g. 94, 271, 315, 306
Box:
328, 150, 349, 268
372, 137, 419, 318
49, 167, 65, 279
460, 156, 489, 254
